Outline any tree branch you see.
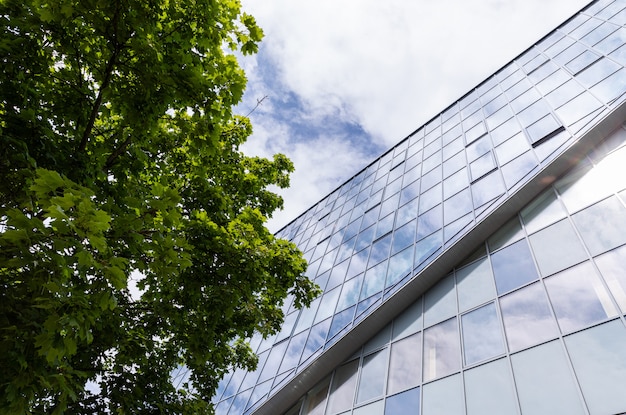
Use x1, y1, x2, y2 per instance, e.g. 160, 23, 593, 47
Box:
78, 8, 122, 153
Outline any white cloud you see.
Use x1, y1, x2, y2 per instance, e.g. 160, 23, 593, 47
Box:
238, 0, 591, 231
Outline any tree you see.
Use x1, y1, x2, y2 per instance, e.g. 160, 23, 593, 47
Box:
0, 0, 318, 413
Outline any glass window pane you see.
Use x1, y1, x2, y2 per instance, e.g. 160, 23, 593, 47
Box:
417, 205, 442, 239
471, 169, 506, 209
443, 167, 469, 199
500, 282, 559, 352
545, 261, 618, 333
353, 400, 384, 415
279, 330, 309, 373
520, 188, 566, 234
387, 332, 422, 395
303, 319, 331, 361
511, 340, 586, 415
469, 151, 496, 181
258, 340, 289, 382
565, 320, 626, 415
337, 274, 364, 312
491, 239, 539, 294
495, 132, 530, 165
443, 188, 472, 223
327, 360, 359, 414
572, 196, 626, 256
529, 219, 588, 277
456, 257, 496, 312
424, 274, 457, 327
364, 324, 391, 354
423, 318, 460, 381
461, 303, 505, 365
361, 260, 387, 300
487, 216, 524, 252
594, 245, 626, 313
356, 349, 389, 403
422, 374, 463, 415
391, 219, 416, 254
392, 299, 422, 341
385, 387, 420, 415
386, 246, 413, 288
303, 376, 331, 415
464, 358, 518, 415
419, 183, 442, 213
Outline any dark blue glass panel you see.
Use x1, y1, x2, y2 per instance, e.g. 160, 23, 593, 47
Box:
385, 387, 420, 415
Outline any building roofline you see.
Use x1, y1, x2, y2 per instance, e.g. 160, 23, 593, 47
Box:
275, 0, 597, 236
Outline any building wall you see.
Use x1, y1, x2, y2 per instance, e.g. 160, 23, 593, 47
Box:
282, 124, 626, 415
213, 0, 626, 414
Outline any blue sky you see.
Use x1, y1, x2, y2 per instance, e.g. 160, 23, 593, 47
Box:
237, 0, 591, 232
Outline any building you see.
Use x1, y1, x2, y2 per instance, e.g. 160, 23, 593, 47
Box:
214, 0, 626, 414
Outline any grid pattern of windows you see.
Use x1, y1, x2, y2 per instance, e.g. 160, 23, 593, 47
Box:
279, 126, 626, 415
213, 1, 626, 414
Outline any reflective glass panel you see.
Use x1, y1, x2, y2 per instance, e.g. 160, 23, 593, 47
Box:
391, 219, 416, 254
444, 188, 472, 223
385, 387, 420, 415
461, 302, 504, 365
491, 239, 539, 294
501, 150, 538, 189
565, 320, 626, 415
364, 323, 391, 354
422, 374, 463, 415
353, 400, 384, 415
500, 282, 559, 352
361, 260, 387, 300
392, 299, 422, 341
520, 188, 566, 234
471, 169, 505, 209
594, 245, 626, 312
326, 360, 359, 414
572, 196, 626, 256
424, 274, 456, 327
336, 274, 364, 312
456, 257, 496, 312
464, 358, 518, 415
386, 246, 413, 288
414, 230, 441, 268
546, 260, 618, 334
528, 219, 588, 277
443, 168, 469, 199
303, 319, 331, 361
419, 183, 442, 213
356, 348, 388, 403
487, 216, 524, 252
417, 205, 442, 239
511, 341, 585, 415
387, 332, 422, 395
469, 151, 496, 181
302, 376, 331, 415
423, 318, 460, 381
258, 340, 289, 382
279, 330, 309, 373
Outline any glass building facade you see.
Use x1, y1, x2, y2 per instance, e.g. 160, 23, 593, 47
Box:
214, 1, 626, 414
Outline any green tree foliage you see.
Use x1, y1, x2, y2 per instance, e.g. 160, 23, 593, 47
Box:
0, 1, 318, 413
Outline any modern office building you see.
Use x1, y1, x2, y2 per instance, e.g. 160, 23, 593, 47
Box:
214, 0, 626, 414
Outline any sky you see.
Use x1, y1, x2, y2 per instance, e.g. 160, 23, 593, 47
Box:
237, 0, 591, 233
